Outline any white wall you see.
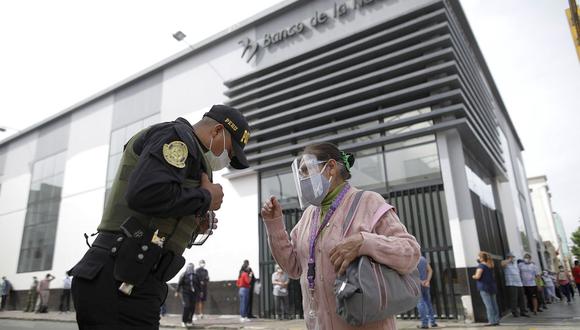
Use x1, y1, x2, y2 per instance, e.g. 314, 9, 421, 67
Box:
495, 128, 527, 258
436, 130, 480, 268
0, 134, 37, 289
529, 178, 559, 250
180, 172, 259, 282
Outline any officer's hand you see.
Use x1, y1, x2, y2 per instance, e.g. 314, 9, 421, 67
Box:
261, 196, 283, 221
198, 214, 219, 234
201, 173, 223, 210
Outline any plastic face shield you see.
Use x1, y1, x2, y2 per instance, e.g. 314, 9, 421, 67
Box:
189, 211, 216, 246
291, 154, 327, 210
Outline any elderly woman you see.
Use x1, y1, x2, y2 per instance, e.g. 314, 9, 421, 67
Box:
261, 142, 420, 330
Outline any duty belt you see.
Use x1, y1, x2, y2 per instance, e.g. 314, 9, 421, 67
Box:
92, 232, 185, 283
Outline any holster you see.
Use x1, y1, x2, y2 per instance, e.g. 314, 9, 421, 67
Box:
153, 251, 185, 282
113, 217, 163, 287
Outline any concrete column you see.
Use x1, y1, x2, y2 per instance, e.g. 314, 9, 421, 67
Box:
436, 129, 480, 322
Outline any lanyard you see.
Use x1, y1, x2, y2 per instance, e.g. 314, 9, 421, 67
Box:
307, 183, 350, 291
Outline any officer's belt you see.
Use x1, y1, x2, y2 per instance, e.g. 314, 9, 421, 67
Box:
92, 232, 184, 282
92, 231, 123, 250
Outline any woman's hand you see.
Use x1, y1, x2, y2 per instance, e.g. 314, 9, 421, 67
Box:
329, 233, 364, 275
261, 196, 283, 221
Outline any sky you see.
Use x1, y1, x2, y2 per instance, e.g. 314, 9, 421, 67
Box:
0, 1, 579, 241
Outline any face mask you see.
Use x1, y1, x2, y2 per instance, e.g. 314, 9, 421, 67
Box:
299, 163, 331, 206
205, 129, 230, 171
525, 258, 531, 263
199, 262, 205, 268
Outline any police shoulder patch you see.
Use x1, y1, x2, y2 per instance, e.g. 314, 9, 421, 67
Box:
163, 141, 188, 168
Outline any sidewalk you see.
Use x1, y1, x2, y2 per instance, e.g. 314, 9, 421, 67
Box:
0, 311, 468, 329
1, 302, 580, 330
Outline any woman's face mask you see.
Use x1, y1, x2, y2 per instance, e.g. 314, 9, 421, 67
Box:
299, 162, 332, 207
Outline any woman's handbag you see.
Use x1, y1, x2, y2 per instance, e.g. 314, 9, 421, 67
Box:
334, 191, 421, 326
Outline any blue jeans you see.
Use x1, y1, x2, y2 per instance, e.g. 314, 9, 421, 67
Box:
417, 288, 436, 326
239, 287, 250, 317
479, 291, 500, 324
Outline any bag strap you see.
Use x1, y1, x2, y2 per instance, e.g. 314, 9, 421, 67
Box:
341, 191, 365, 237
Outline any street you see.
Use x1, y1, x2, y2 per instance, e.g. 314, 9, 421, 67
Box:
1, 299, 579, 330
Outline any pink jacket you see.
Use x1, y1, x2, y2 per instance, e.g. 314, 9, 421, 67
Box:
264, 186, 421, 330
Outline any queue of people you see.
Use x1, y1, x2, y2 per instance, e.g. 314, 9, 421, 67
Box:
468, 251, 578, 327
175, 260, 210, 328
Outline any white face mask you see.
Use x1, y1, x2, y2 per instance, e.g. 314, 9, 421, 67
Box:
205, 129, 230, 171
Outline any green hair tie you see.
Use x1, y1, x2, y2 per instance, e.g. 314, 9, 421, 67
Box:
340, 151, 352, 172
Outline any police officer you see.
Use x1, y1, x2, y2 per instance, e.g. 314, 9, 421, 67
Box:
69, 105, 250, 329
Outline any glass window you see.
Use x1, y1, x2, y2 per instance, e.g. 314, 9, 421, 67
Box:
383, 107, 431, 123
384, 135, 435, 152
105, 114, 160, 207
18, 151, 66, 273
384, 107, 432, 136
385, 141, 441, 188
260, 170, 299, 208
349, 147, 387, 193
109, 128, 126, 155
107, 153, 122, 182
465, 166, 496, 210
518, 195, 531, 252
125, 121, 143, 140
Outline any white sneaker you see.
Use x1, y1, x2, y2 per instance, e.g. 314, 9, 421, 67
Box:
199, 314, 204, 319
192, 316, 198, 321
240, 317, 246, 322
181, 322, 187, 328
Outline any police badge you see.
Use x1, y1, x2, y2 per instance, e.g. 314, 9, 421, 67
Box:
163, 141, 188, 168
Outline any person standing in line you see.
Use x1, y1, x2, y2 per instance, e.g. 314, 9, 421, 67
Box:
568, 269, 576, 300
59, 273, 72, 313
518, 254, 540, 314
542, 270, 556, 304
176, 263, 200, 327
24, 276, 39, 312
501, 253, 529, 317
195, 260, 209, 320
237, 261, 252, 322
557, 265, 572, 304
0, 277, 12, 311
416, 255, 438, 329
472, 251, 500, 326
272, 264, 289, 320
572, 261, 580, 296
535, 274, 547, 310
247, 264, 257, 319
37, 273, 55, 313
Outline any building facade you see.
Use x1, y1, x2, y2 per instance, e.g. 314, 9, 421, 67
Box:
528, 175, 565, 271
0, 0, 538, 321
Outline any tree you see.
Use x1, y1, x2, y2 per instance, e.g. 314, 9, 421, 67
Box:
571, 227, 580, 260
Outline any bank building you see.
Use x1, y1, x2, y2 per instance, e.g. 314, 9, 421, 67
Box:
0, 0, 544, 322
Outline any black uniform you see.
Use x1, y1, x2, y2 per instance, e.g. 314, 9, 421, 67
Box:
70, 118, 212, 330
70, 104, 250, 330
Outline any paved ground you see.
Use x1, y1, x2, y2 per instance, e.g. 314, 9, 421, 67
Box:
1, 299, 578, 329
